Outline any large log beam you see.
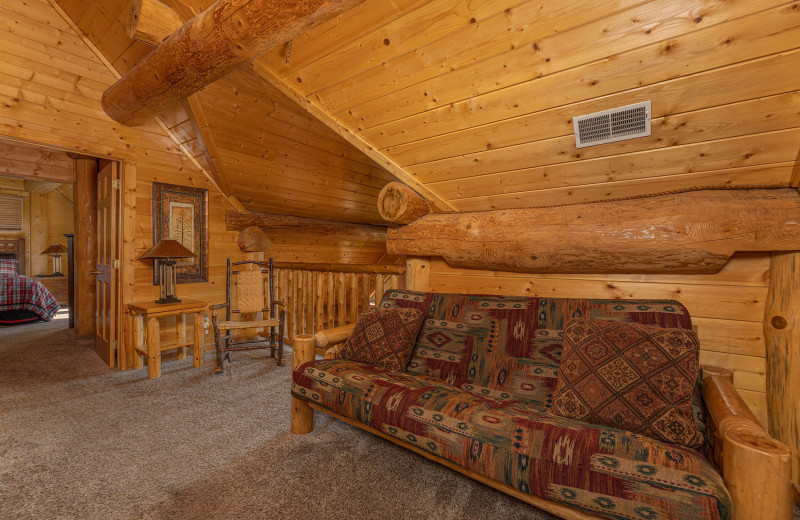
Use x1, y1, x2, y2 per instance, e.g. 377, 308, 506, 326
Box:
387, 189, 800, 274
764, 252, 800, 489
102, 0, 365, 126
226, 210, 387, 244
237, 226, 273, 252
378, 182, 432, 224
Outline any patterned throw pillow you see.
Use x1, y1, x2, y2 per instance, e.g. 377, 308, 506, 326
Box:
551, 318, 704, 449
336, 307, 425, 372
0, 257, 17, 276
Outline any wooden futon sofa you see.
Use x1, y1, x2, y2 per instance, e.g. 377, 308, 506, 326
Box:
290, 290, 792, 520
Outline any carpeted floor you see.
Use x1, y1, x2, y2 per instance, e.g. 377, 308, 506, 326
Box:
2, 315, 798, 520
0, 313, 560, 520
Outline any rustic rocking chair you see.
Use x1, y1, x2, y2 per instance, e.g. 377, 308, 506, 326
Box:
210, 259, 286, 373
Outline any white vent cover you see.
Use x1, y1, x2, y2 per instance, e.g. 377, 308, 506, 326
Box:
573, 101, 651, 148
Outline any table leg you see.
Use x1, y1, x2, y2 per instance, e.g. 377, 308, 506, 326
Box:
133, 313, 144, 370
147, 316, 161, 378
176, 313, 187, 360
193, 311, 203, 367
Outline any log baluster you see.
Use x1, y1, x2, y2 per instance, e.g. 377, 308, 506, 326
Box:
375, 274, 385, 306
337, 273, 346, 326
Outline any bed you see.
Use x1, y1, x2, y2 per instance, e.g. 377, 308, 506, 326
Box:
0, 238, 60, 324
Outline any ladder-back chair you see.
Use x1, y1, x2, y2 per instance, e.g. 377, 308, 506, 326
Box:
210, 259, 286, 373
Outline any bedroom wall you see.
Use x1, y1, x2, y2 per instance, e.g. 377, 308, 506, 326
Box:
428, 255, 770, 426
0, 177, 74, 276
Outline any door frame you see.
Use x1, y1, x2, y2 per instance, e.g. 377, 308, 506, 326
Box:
0, 133, 135, 369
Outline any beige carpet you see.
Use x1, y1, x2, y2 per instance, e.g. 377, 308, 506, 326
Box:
0, 314, 560, 520
2, 315, 797, 520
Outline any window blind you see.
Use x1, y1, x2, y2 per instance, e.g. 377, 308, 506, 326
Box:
0, 193, 23, 231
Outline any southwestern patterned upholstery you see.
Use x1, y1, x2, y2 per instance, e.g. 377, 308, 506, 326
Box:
551, 319, 704, 449
336, 307, 425, 371
291, 290, 730, 520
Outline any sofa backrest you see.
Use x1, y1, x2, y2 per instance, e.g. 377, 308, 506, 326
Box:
379, 290, 692, 411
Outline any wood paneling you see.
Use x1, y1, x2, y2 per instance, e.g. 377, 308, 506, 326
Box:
429, 257, 770, 426
52, 0, 397, 224
258, 0, 800, 210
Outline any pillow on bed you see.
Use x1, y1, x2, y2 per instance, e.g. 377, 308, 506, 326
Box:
336, 307, 425, 371
0, 257, 17, 276
551, 317, 703, 449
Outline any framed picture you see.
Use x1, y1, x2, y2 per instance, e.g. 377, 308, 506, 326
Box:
152, 182, 209, 284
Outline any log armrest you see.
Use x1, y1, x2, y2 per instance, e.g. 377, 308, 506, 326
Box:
701, 368, 792, 520
315, 323, 356, 359
291, 324, 357, 435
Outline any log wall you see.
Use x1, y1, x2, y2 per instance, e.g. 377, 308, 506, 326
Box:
428, 256, 770, 426
0, 0, 244, 356
55, 0, 396, 225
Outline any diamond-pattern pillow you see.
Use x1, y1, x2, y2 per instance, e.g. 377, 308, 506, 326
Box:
336, 307, 425, 372
551, 318, 703, 449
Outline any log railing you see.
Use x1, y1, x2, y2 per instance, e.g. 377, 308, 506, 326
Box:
272, 263, 405, 344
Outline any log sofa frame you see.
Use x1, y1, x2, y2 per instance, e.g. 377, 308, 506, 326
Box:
291, 325, 794, 520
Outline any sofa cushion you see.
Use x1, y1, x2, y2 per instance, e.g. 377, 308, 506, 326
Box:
293, 359, 731, 520
336, 307, 425, 371
379, 290, 695, 414
552, 318, 704, 449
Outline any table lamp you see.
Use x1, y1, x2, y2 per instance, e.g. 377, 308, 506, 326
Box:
139, 238, 196, 304
41, 243, 68, 276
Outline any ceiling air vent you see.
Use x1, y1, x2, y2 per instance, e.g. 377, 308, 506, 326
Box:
573, 101, 651, 148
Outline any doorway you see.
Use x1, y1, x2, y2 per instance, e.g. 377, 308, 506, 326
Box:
0, 136, 132, 369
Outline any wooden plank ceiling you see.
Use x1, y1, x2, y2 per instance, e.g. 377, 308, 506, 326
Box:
53, 0, 397, 224
60, 0, 800, 215
250, 0, 800, 210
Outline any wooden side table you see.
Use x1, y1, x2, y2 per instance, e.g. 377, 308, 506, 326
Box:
128, 299, 207, 379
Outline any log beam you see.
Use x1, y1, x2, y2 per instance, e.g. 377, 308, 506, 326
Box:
378, 182, 431, 224
387, 189, 800, 274
237, 226, 273, 253
126, 0, 242, 213
102, 0, 366, 126
764, 252, 800, 488
226, 210, 387, 244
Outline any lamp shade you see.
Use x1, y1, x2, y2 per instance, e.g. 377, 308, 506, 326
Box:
139, 238, 196, 260
41, 243, 68, 255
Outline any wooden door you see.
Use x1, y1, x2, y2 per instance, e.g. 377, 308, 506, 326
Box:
95, 160, 119, 367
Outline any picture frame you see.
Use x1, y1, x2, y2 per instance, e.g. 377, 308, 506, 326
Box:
152, 182, 209, 284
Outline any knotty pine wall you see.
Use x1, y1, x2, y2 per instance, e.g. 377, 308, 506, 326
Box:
0, 0, 245, 354
259, 0, 800, 210
428, 256, 770, 426
0, 0, 389, 356
0, 177, 74, 276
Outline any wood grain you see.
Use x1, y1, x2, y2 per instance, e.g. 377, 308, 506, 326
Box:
763, 252, 800, 486
101, 0, 366, 126
388, 189, 800, 274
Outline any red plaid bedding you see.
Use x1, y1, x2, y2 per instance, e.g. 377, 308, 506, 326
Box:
0, 274, 60, 321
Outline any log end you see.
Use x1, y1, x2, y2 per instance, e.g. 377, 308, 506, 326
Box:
378, 182, 430, 224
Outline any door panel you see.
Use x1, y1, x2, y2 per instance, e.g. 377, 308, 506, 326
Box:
95, 160, 119, 367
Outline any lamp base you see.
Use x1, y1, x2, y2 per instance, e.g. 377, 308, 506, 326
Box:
154, 296, 181, 304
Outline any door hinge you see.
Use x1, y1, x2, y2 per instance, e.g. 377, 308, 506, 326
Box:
111, 339, 118, 351
112, 179, 121, 189
112, 259, 120, 269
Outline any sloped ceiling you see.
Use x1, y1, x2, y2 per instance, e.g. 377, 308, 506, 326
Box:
54, 0, 397, 224
60, 0, 800, 217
